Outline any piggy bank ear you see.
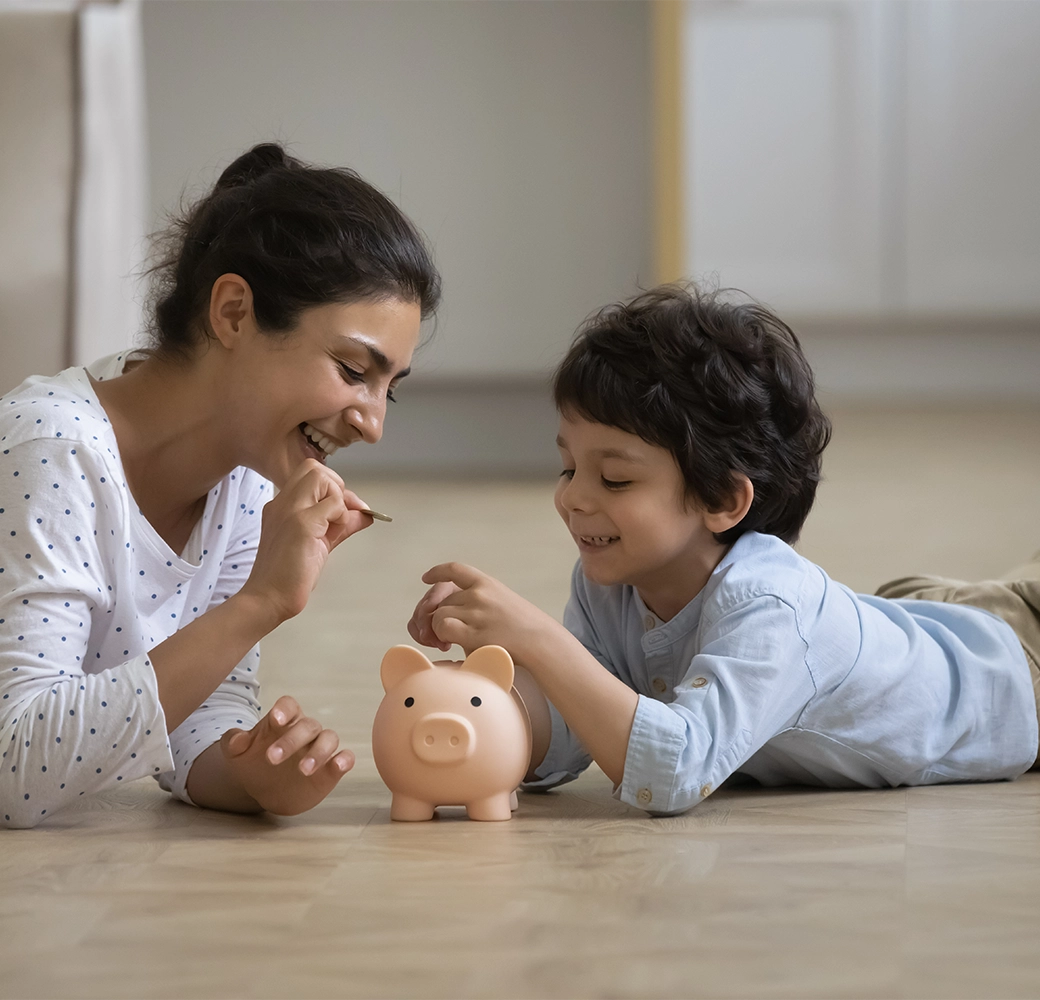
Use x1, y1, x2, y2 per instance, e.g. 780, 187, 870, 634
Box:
380, 645, 434, 693
460, 645, 514, 691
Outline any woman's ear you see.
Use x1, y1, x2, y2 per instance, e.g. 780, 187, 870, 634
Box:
703, 473, 754, 534
208, 273, 255, 348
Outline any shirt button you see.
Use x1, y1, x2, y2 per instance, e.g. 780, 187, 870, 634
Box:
643, 614, 655, 631
691, 676, 708, 688
651, 677, 668, 694
636, 787, 653, 806
700, 784, 712, 799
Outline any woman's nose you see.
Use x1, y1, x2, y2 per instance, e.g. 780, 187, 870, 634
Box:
345, 400, 384, 444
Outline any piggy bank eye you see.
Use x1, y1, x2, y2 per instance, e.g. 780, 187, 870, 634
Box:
404, 697, 414, 708
470, 696, 481, 707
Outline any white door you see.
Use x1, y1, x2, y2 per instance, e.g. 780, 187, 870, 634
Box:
904, 0, 1040, 314
683, 0, 891, 316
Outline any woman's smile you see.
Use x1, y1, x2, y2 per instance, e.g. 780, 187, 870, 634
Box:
299, 422, 344, 462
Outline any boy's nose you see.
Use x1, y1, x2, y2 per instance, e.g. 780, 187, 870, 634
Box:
559, 477, 590, 513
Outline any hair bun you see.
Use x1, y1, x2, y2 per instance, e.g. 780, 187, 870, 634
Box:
215, 142, 293, 190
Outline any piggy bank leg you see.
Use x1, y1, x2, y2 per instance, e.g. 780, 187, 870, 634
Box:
390, 794, 437, 821
510, 789, 519, 811
466, 792, 514, 822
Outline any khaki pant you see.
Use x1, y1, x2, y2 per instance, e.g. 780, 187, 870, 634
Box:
876, 553, 1040, 769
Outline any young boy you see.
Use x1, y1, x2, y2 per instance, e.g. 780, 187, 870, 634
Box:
408, 285, 1040, 815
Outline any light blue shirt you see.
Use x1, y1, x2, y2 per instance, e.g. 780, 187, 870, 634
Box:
525, 532, 1038, 814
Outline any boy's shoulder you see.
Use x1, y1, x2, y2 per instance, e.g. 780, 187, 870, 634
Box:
706, 531, 819, 609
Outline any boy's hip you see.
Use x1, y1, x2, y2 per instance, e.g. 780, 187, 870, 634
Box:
876, 558, 1040, 769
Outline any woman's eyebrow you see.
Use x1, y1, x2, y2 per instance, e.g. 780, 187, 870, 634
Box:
344, 337, 411, 379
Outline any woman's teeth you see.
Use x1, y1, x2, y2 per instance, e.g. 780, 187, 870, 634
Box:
301, 423, 339, 457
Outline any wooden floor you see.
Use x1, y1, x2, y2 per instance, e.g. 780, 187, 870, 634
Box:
4, 405, 1040, 1000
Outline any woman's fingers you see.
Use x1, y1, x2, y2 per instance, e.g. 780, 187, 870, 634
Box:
269, 694, 300, 728
221, 727, 253, 757
267, 715, 323, 764
298, 728, 341, 775
329, 749, 356, 776
262, 695, 351, 776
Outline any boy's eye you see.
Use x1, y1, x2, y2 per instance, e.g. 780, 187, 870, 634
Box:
602, 478, 631, 490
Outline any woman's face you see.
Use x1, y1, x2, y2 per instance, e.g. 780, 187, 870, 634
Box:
226, 296, 422, 487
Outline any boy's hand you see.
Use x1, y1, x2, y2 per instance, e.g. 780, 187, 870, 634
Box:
420, 562, 565, 660
407, 580, 462, 652
219, 695, 355, 816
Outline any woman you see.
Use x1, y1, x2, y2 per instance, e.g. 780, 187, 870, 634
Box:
0, 143, 440, 828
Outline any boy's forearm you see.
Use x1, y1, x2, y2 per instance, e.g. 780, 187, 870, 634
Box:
518, 624, 638, 787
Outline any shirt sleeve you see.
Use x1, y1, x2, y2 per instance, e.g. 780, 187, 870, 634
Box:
157, 475, 267, 804
619, 594, 818, 815
0, 440, 174, 828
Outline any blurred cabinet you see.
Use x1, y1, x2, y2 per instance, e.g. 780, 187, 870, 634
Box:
682, 0, 1040, 318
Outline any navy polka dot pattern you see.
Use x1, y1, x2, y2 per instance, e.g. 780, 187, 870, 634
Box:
0, 354, 268, 828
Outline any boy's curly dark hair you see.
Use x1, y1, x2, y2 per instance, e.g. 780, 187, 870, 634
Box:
552, 284, 831, 544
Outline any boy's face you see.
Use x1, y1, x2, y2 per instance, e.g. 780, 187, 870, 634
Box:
554, 412, 728, 611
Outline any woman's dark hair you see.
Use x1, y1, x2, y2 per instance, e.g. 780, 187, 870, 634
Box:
147, 143, 441, 356
553, 284, 832, 544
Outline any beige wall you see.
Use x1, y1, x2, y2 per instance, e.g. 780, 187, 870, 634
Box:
140, 0, 653, 381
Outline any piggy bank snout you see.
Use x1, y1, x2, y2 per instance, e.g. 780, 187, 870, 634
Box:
411, 712, 477, 764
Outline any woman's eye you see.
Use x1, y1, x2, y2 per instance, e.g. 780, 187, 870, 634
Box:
339, 363, 364, 384
602, 478, 631, 490
559, 469, 575, 480
386, 386, 398, 404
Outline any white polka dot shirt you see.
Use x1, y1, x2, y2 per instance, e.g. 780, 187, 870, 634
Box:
1, 354, 270, 827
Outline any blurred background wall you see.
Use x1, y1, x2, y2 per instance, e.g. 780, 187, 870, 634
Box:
1, 0, 1038, 475
141, 0, 652, 475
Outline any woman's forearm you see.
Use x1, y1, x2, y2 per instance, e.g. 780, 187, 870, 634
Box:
184, 741, 262, 813
150, 592, 282, 732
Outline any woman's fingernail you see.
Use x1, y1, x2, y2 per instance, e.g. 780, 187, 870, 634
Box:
272, 710, 285, 725
268, 746, 284, 763
300, 758, 316, 775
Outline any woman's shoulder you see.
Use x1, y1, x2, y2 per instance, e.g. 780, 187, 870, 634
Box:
1, 361, 115, 458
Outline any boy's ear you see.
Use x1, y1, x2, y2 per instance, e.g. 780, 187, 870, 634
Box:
703, 473, 754, 534
380, 645, 434, 692
208, 273, 255, 348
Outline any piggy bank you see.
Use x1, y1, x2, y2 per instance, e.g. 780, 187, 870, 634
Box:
372, 644, 533, 821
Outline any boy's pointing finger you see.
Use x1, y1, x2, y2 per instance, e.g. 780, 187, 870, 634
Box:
422, 562, 483, 588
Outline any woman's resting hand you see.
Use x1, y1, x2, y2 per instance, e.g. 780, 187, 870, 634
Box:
216, 695, 355, 815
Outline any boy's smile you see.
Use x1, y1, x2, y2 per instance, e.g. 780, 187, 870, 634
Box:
554, 412, 738, 620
